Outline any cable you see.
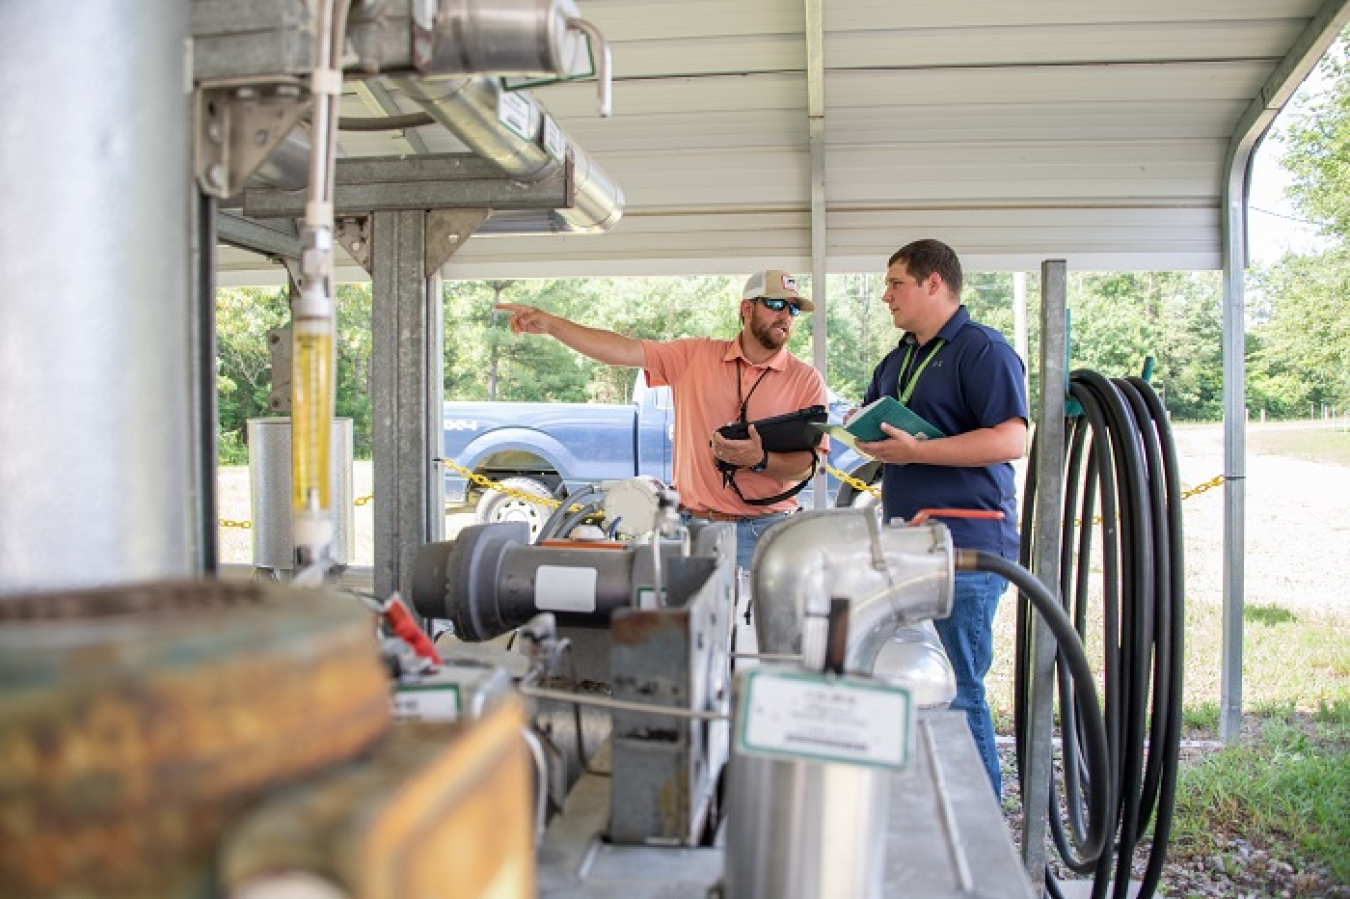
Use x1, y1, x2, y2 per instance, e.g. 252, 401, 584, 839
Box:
550, 498, 606, 541
1015, 371, 1185, 899
537, 483, 600, 542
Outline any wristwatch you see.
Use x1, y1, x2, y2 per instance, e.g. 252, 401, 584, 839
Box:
750, 450, 770, 473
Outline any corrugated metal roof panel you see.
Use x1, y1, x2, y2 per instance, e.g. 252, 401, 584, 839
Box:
216, 0, 1342, 279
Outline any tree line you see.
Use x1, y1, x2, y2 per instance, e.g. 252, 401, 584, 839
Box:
215, 39, 1350, 462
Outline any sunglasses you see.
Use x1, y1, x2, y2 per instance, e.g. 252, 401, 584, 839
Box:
753, 296, 802, 317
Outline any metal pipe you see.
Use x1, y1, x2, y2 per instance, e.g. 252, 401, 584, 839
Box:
842, 569, 952, 674
254, 126, 315, 190
392, 75, 624, 233
429, 0, 612, 117
565, 17, 612, 118
519, 725, 551, 841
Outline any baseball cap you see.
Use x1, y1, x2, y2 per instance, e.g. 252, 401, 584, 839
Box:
741, 270, 814, 311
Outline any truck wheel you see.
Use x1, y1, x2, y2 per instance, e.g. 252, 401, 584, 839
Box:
475, 476, 555, 540
834, 460, 882, 509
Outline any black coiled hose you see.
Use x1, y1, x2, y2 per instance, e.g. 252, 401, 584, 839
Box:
1016, 371, 1186, 899
960, 549, 1113, 867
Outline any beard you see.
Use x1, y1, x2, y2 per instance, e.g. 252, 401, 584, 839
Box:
748, 314, 790, 351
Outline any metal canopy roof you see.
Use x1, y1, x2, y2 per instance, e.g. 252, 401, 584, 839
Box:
215, 0, 1343, 283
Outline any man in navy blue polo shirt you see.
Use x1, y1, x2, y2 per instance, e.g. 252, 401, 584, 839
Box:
854, 238, 1028, 798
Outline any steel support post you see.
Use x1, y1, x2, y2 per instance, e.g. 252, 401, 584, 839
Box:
191, 189, 220, 573
805, 0, 829, 509
1219, 165, 1248, 741
371, 210, 446, 601
1020, 259, 1068, 889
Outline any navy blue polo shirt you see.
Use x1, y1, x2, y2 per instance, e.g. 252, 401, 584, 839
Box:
862, 306, 1027, 558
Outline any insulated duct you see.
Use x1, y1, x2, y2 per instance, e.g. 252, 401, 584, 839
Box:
392, 74, 624, 233
254, 126, 314, 192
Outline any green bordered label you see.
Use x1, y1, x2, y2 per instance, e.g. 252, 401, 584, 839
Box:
737, 670, 913, 770
496, 90, 534, 142
392, 683, 461, 722
542, 115, 565, 161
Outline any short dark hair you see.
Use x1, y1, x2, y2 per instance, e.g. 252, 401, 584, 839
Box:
888, 239, 963, 297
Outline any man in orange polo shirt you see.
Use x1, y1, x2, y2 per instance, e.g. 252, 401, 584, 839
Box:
495, 270, 828, 569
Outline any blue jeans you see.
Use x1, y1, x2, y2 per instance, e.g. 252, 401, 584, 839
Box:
734, 511, 793, 570
679, 510, 793, 571
933, 570, 1007, 799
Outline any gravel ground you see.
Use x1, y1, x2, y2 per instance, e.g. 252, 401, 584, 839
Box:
1169, 420, 1350, 613
997, 420, 1350, 898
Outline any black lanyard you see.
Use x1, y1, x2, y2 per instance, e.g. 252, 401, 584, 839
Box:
736, 359, 772, 422
897, 337, 945, 404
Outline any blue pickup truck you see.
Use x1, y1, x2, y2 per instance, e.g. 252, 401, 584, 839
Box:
442, 372, 878, 531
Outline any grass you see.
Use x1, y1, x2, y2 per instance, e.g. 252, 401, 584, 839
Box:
984, 422, 1350, 888
986, 598, 1350, 887
1247, 422, 1350, 465
1171, 701, 1350, 883
1186, 601, 1350, 711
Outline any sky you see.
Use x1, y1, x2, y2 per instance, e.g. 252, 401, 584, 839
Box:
1246, 66, 1333, 264
1248, 132, 1326, 264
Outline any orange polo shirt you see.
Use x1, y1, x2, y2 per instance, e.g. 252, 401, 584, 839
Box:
642, 337, 828, 516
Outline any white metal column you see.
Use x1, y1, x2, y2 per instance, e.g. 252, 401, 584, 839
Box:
0, 0, 193, 594
805, 0, 829, 508
1216, 0, 1350, 739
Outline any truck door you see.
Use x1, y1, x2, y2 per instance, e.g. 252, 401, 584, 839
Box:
632, 371, 674, 484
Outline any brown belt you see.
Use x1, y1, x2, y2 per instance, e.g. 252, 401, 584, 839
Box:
680, 506, 785, 523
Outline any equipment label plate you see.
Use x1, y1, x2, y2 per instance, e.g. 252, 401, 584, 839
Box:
392, 683, 461, 722
536, 565, 598, 613
497, 90, 534, 141
542, 115, 565, 161
737, 670, 912, 769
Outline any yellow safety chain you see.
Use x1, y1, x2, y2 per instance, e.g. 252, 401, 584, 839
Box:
825, 462, 882, 498
1181, 474, 1225, 501
439, 458, 600, 518
439, 459, 563, 510
220, 493, 374, 529
1077, 474, 1224, 527
220, 468, 1225, 530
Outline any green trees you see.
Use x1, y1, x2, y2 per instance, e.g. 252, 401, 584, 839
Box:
1248, 253, 1350, 418
216, 286, 288, 462
445, 275, 742, 405
215, 283, 374, 461
217, 36, 1350, 458
1063, 272, 1224, 420
1251, 36, 1350, 419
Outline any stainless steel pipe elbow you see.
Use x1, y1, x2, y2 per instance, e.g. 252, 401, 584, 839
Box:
751, 509, 955, 679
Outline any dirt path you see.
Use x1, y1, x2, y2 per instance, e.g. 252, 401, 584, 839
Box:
1170, 421, 1350, 612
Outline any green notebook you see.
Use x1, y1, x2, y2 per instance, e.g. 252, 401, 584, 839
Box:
811, 396, 944, 453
